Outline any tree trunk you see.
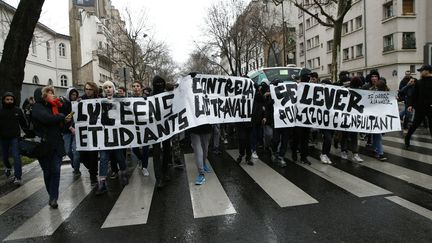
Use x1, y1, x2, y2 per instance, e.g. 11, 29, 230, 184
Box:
0, 0, 45, 104
331, 19, 343, 83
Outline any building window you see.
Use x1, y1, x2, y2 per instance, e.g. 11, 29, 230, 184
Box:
383, 1, 394, 19
314, 36, 320, 47
356, 44, 363, 57
306, 18, 311, 29
48, 79, 53, 85
328, 64, 332, 74
355, 15, 362, 29
31, 37, 37, 55
59, 43, 66, 57
327, 40, 333, 52
316, 57, 320, 67
343, 48, 349, 60
410, 65, 416, 74
307, 60, 312, 69
46, 41, 51, 60
60, 75, 68, 86
32, 75, 39, 84
299, 23, 304, 36
351, 46, 355, 59
342, 22, 349, 34
300, 42, 305, 56
402, 0, 415, 15
383, 34, 394, 52
402, 32, 416, 49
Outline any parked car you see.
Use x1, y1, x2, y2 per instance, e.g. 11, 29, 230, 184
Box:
247, 65, 302, 84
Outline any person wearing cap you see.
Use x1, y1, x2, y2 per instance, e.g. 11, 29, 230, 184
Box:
0, 92, 28, 185
95, 81, 129, 195
405, 64, 432, 147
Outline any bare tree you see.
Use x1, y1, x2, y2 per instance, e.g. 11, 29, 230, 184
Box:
181, 47, 222, 75
0, 0, 45, 103
289, 0, 352, 81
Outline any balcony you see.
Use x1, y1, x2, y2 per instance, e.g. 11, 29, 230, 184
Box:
402, 38, 416, 49
383, 45, 394, 52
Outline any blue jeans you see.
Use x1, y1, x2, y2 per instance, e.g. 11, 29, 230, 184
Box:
132, 146, 149, 168
38, 152, 62, 200
1, 138, 22, 179
100, 150, 126, 178
63, 133, 80, 171
372, 134, 384, 155
190, 133, 211, 174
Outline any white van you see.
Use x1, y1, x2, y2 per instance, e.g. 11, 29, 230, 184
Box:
247, 65, 302, 85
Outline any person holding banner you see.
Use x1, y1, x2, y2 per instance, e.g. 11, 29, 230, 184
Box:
190, 124, 213, 185
318, 78, 335, 165
405, 64, 432, 147
369, 71, 388, 161
79, 82, 100, 186
130, 80, 150, 177
95, 81, 129, 195
31, 86, 72, 208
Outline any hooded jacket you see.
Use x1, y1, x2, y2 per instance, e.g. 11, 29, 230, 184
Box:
0, 92, 28, 139
31, 88, 66, 156
60, 87, 79, 134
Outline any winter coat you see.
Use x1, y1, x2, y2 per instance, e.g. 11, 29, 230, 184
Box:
408, 76, 432, 109
31, 88, 66, 157
0, 92, 28, 139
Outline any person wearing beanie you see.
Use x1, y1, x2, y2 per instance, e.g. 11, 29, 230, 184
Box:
95, 81, 129, 195
0, 92, 28, 185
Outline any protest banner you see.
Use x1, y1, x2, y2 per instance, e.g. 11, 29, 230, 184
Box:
272, 82, 401, 133
73, 75, 256, 151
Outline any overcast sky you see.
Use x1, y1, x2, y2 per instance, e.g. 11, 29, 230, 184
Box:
4, 0, 230, 64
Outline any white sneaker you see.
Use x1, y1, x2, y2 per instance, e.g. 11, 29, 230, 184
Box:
142, 168, 150, 177
13, 178, 22, 186
352, 153, 364, 162
320, 154, 332, 164
341, 151, 348, 159
223, 139, 228, 144
251, 151, 258, 159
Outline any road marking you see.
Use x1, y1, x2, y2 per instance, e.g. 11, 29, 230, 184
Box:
184, 153, 236, 218
227, 150, 318, 207
0, 177, 45, 216
330, 149, 432, 190
383, 136, 431, 149
101, 160, 156, 228
4, 176, 92, 241
298, 157, 391, 197
360, 143, 432, 166
386, 196, 432, 221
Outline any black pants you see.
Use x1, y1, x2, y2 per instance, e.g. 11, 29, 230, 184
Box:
341, 132, 359, 153
321, 130, 334, 155
80, 151, 98, 178
153, 139, 171, 182
406, 106, 432, 140
291, 127, 310, 159
272, 128, 290, 157
238, 125, 252, 160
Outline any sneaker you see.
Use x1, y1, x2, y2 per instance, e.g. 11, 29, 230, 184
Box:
13, 177, 22, 186
375, 154, 387, 161
195, 174, 205, 185
73, 170, 81, 177
142, 168, 150, 176
224, 139, 229, 144
5, 168, 11, 177
320, 154, 332, 164
352, 153, 364, 162
341, 151, 348, 160
203, 163, 212, 173
301, 158, 311, 165
251, 151, 258, 159
49, 199, 58, 209
278, 159, 287, 168
109, 171, 118, 179
95, 180, 108, 196
272, 154, 280, 164
404, 136, 410, 149
236, 156, 243, 164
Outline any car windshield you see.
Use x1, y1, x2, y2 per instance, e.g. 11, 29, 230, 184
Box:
263, 68, 301, 83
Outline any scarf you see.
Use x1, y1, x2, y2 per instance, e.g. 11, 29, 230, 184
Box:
47, 98, 62, 115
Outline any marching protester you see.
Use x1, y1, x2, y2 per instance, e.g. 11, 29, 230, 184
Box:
318, 78, 335, 164
79, 82, 100, 186
21, 96, 35, 123
250, 79, 269, 160
31, 86, 71, 208
398, 77, 416, 131
151, 75, 175, 188
131, 80, 150, 177
95, 81, 129, 195
398, 71, 413, 130
60, 87, 81, 176
190, 124, 213, 185
405, 64, 432, 147
369, 70, 388, 161
340, 76, 364, 162
117, 87, 127, 97
270, 78, 289, 168
0, 92, 28, 185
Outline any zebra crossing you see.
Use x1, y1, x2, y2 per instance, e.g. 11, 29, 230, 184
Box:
0, 131, 431, 241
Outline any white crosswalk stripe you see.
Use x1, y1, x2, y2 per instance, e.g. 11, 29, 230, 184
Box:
4, 176, 92, 241
184, 153, 236, 218
227, 150, 318, 207
386, 196, 432, 221
101, 160, 156, 228
383, 136, 431, 149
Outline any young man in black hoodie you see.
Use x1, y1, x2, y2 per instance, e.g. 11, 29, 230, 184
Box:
0, 92, 28, 185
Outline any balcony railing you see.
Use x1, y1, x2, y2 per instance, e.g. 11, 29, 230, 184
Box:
402, 38, 416, 49
383, 45, 394, 52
